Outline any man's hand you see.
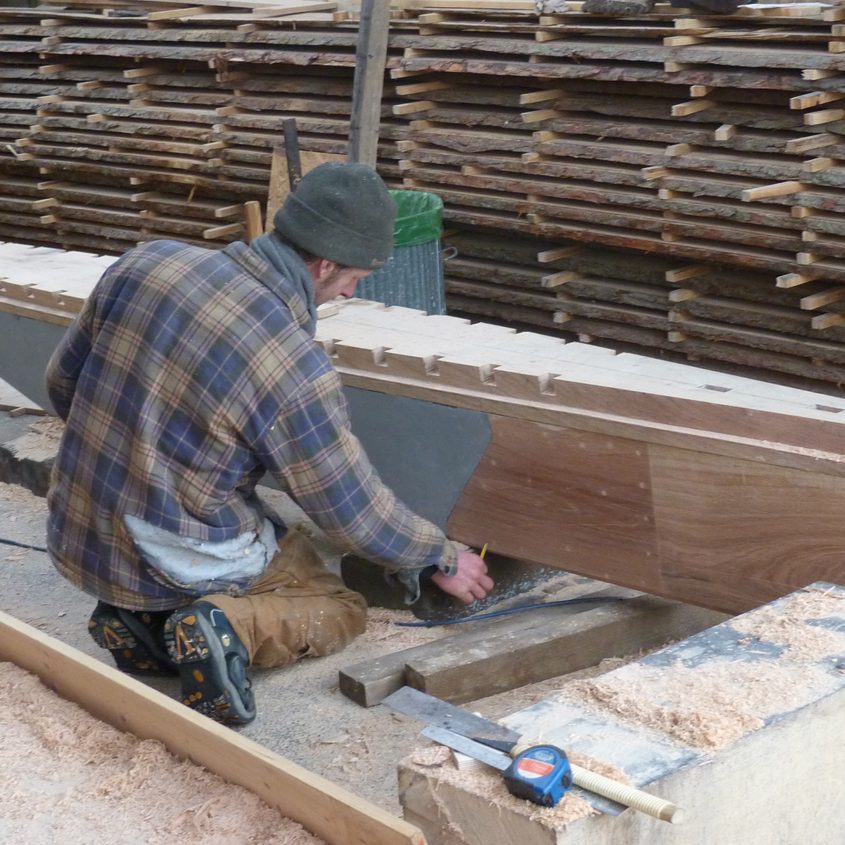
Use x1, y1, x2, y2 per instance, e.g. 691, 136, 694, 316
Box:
431, 549, 495, 605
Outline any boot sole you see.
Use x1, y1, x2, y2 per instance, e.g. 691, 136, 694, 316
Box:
164, 607, 255, 726
89, 609, 174, 675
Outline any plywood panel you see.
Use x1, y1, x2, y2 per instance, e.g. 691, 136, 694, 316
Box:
649, 444, 845, 612
447, 414, 659, 591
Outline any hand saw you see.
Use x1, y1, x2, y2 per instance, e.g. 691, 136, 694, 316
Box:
384, 686, 684, 823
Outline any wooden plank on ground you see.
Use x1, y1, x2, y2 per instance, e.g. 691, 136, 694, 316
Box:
340, 649, 415, 708
0, 610, 425, 845
338, 582, 616, 706
403, 597, 727, 704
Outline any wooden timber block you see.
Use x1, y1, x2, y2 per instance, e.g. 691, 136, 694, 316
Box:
338, 581, 608, 708
338, 585, 725, 707
0, 610, 425, 845
340, 646, 421, 709
403, 596, 727, 704
399, 582, 845, 845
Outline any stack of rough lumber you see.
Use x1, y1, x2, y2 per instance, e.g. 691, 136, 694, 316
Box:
394, 0, 845, 386
6, 0, 845, 388
0, 0, 411, 254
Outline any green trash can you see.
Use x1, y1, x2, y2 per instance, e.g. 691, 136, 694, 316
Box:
355, 189, 445, 315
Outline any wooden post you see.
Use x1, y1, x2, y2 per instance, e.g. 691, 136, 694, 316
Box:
265, 146, 289, 232
243, 201, 263, 243
348, 0, 390, 167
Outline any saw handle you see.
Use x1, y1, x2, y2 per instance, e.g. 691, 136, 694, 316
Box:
570, 764, 684, 824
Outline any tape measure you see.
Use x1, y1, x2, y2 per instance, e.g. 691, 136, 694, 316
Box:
503, 745, 573, 807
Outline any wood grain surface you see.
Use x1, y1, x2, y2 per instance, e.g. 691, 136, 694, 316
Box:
447, 415, 845, 614
447, 415, 661, 593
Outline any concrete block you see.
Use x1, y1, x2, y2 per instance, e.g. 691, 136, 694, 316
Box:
399, 582, 845, 845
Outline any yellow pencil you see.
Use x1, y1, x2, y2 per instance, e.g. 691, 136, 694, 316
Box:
479, 543, 488, 560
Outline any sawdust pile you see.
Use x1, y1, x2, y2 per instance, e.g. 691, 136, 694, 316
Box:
731, 588, 845, 662
0, 662, 325, 845
405, 744, 632, 830
558, 587, 844, 750
408, 743, 453, 768
562, 659, 833, 749
6, 416, 64, 462
28, 415, 65, 444
0, 480, 47, 511
359, 606, 447, 647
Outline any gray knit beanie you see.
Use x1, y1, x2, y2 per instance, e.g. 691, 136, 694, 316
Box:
273, 162, 396, 269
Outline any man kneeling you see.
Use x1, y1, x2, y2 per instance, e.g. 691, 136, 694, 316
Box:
45, 163, 493, 726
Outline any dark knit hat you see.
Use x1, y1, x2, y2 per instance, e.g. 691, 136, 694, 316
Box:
273, 162, 396, 269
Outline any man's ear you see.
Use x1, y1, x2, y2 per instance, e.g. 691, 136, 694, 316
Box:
315, 258, 338, 282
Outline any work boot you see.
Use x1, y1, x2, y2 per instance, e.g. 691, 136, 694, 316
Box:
88, 601, 178, 676
163, 601, 256, 726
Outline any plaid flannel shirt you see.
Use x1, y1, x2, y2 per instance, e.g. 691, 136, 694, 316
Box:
46, 239, 457, 610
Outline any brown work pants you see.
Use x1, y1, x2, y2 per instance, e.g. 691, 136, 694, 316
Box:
201, 528, 367, 669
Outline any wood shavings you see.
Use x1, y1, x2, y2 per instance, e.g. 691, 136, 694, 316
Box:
0, 481, 47, 511
7, 431, 58, 463
359, 607, 447, 647
27, 415, 64, 444
562, 660, 834, 749
405, 746, 597, 827
731, 590, 845, 662
0, 662, 324, 845
409, 744, 452, 767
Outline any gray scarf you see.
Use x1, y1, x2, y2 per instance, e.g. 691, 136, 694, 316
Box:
250, 231, 317, 333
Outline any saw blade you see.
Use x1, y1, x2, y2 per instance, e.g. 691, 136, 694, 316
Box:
383, 687, 520, 745
421, 726, 512, 771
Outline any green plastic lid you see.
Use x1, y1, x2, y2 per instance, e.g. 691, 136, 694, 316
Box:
390, 189, 443, 247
